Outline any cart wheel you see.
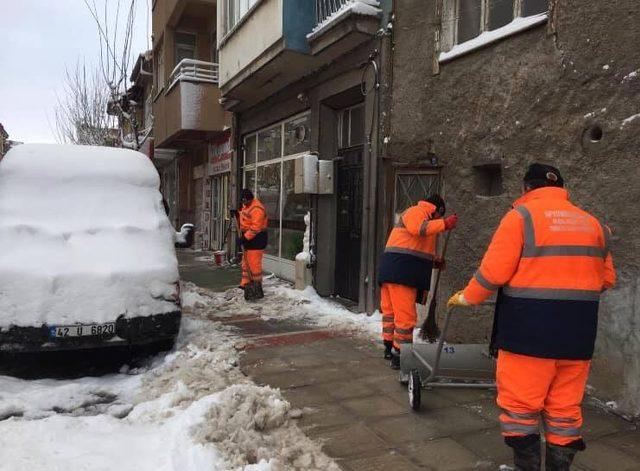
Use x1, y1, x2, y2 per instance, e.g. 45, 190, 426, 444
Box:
408, 369, 421, 410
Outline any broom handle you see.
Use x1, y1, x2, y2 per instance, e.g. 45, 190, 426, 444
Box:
431, 230, 452, 299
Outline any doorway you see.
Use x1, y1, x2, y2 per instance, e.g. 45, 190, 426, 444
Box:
334, 103, 365, 302
210, 174, 229, 251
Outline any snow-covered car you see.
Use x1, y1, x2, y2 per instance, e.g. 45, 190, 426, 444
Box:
0, 144, 186, 352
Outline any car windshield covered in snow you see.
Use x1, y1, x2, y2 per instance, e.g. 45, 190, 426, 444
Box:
0, 144, 181, 351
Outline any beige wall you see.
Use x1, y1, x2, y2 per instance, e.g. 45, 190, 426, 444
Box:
218, 0, 283, 87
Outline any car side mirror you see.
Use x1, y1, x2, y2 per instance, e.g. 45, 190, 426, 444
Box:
175, 223, 195, 248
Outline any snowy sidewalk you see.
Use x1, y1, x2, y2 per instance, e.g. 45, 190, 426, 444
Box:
180, 255, 640, 471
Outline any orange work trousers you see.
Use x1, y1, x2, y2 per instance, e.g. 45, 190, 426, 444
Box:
241, 249, 264, 287
496, 350, 590, 446
380, 283, 418, 350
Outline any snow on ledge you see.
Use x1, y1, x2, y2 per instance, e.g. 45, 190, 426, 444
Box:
439, 13, 548, 63
307, 0, 382, 41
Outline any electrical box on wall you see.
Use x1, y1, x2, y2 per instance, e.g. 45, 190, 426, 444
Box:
317, 160, 334, 194
294, 154, 318, 194
294, 153, 334, 194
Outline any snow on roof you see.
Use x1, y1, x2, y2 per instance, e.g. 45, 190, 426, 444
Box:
307, 0, 382, 41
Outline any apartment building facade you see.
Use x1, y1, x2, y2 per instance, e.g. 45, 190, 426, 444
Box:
389, 0, 640, 415
218, 0, 392, 312
152, 0, 232, 248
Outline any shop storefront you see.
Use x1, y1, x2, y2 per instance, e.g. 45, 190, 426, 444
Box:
200, 132, 232, 251
242, 112, 311, 281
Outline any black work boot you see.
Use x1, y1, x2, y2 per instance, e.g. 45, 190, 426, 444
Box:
383, 341, 393, 360
506, 434, 541, 471
390, 348, 401, 370
545, 440, 584, 471
256, 282, 264, 299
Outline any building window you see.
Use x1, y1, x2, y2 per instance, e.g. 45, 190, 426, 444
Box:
394, 171, 441, 217
175, 32, 197, 63
473, 163, 504, 196
338, 103, 365, 149
440, 0, 549, 59
225, 0, 259, 34
242, 112, 311, 261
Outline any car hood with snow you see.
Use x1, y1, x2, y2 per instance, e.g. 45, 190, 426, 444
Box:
0, 144, 180, 330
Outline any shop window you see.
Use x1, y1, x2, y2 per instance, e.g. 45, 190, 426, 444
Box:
241, 112, 311, 261
284, 114, 311, 156
473, 163, 503, 196
257, 163, 281, 257
440, 0, 549, 59
257, 125, 282, 162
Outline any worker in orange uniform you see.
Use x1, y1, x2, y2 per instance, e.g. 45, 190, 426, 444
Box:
448, 163, 616, 471
378, 194, 458, 369
233, 188, 268, 300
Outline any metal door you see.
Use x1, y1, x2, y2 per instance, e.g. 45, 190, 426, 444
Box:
334, 146, 363, 302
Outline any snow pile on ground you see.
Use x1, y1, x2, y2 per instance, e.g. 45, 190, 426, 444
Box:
183, 278, 381, 339
0, 144, 179, 327
0, 283, 338, 471
307, 0, 381, 40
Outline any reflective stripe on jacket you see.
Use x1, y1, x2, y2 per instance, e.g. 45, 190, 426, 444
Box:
240, 198, 268, 250
463, 187, 616, 360
378, 201, 446, 290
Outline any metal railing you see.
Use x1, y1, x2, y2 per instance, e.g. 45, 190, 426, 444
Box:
316, 0, 351, 25
167, 59, 219, 91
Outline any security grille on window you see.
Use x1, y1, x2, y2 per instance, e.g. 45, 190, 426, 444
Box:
441, 0, 549, 53
394, 172, 441, 216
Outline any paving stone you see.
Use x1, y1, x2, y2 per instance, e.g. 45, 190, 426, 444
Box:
342, 395, 409, 419
455, 427, 511, 463
432, 387, 495, 406
401, 438, 489, 471
311, 423, 388, 458
321, 380, 379, 401
422, 406, 494, 435
250, 370, 313, 389
281, 384, 334, 408
462, 398, 501, 424
600, 430, 640, 459
574, 440, 640, 471
581, 406, 636, 439
366, 413, 449, 444
240, 356, 292, 375
302, 364, 356, 385
298, 402, 355, 429
342, 450, 420, 471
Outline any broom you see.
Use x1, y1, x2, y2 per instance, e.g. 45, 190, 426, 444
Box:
420, 230, 452, 342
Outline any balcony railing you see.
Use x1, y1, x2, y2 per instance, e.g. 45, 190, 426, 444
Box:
167, 59, 219, 91
315, 0, 350, 25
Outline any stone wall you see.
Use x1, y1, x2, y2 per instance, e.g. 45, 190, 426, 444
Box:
390, 0, 640, 415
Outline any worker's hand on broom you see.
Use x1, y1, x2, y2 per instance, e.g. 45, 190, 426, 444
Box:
447, 290, 470, 308
434, 256, 446, 270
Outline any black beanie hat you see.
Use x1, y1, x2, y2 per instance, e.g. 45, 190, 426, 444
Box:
523, 163, 564, 188
240, 188, 254, 201
426, 193, 446, 216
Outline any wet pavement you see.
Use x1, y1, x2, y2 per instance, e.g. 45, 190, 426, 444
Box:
179, 252, 640, 471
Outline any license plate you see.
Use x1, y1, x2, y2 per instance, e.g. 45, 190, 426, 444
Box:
49, 322, 116, 338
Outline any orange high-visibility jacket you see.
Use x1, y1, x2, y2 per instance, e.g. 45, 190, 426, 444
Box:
240, 198, 268, 250
378, 201, 446, 290
463, 187, 616, 359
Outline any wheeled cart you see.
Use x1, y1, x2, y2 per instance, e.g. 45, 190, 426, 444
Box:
400, 306, 496, 410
